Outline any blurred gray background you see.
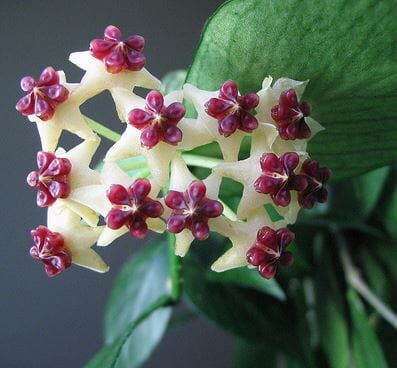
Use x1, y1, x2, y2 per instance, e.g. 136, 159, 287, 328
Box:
0, 1, 234, 367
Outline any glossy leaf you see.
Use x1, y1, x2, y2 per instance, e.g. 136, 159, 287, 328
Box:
86, 240, 172, 368
385, 187, 397, 239
207, 267, 286, 301
348, 289, 388, 368
186, 0, 397, 180
353, 167, 390, 219
184, 258, 298, 357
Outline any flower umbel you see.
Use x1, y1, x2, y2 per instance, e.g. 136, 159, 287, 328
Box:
106, 179, 164, 239
30, 225, 72, 277
16, 67, 69, 121
246, 226, 294, 279
165, 180, 224, 240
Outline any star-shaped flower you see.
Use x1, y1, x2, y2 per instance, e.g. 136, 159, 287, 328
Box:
69, 25, 160, 105
246, 226, 294, 279
254, 152, 308, 207
165, 155, 226, 257
184, 83, 250, 161
106, 179, 164, 239
90, 25, 146, 74
205, 80, 259, 137
27, 138, 101, 226
214, 135, 308, 224
16, 67, 96, 152
105, 90, 212, 189
35, 205, 109, 274
298, 159, 331, 208
256, 77, 324, 154
69, 162, 165, 246
211, 209, 274, 272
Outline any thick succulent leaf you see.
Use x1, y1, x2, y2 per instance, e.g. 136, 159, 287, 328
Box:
207, 267, 286, 301
348, 289, 388, 368
86, 240, 172, 368
353, 167, 390, 219
385, 187, 397, 239
184, 258, 298, 357
186, 0, 397, 180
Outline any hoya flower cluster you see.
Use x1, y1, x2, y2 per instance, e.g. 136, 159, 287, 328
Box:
18, 25, 330, 279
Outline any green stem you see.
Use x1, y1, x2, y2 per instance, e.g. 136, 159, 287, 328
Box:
168, 232, 183, 303
334, 227, 397, 329
182, 153, 222, 169
84, 115, 121, 142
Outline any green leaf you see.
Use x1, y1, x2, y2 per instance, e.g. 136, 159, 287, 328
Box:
385, 187, 397, 239
86, 239, 172, 368
160, 69, 187, 94
353, 167, 390, 219
184, 258, 298, 356
347, 289, 388, 368
186, 0, 397, 180
315, 240, 350, 368
86, 296, 171, 368
207, 267, 286, 301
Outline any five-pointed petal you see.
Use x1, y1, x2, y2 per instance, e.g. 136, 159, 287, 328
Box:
47, 206, 108, 273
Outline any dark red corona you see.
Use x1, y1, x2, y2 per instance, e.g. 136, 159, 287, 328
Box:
165, 180, 223, 240
205, 80, 259, 137
90, 25, 146, 73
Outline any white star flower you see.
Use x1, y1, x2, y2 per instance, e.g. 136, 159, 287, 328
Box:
69, 162, 165, 246
28, 71, 97, 152
47, 206, 108, 273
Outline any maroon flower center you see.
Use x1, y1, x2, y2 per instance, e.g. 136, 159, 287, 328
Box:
205, 80, 259, 137
27, 151, 71, 207
246, 226, 294, 279
271, 88, 312, 140
15, 67, 69, 121
128, 91, 185, 149
105, 179, 164, 239
90, 25, 146, 73
297, 159, 331, 208
30, 225, 72, 277
165, 180, 224, 240
254, 152, 308, 207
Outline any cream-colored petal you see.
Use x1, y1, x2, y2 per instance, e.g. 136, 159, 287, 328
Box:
169, 154, 195, 191
30, 98, 96, 152
56, 199, 99, 227
69, 185, 110, 217
146, 218, 166, 233
178, 118, 213, 151
105, 125, 142, 162
175, 230, 195, 257
47, 206, 108, 273
97, 227, 128, 247
211, 209, 270, 272
110, 88, 146, 122
69, 51, 160, 103
72, 247, 109, 273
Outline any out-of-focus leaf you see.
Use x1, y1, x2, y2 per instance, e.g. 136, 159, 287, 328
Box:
348, 289, 388, 368
207, 267, 286, 301
385, 188, 397, 239
86, 239, 172, 368
186, 0, 397, 180
184, 258, 297, 355
160, 69, 187, 94
353, 167, 390, 219
315, 241, 350, 368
